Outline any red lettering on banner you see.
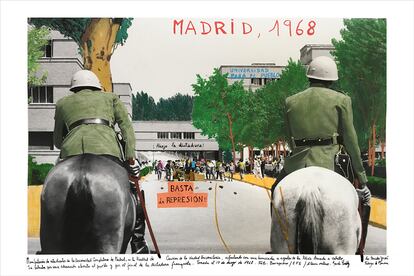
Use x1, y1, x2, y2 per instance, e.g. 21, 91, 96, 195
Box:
158, 182, 208, 208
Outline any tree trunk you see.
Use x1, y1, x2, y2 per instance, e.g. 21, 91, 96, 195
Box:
276, 141, 280, 159
226, 113, 237, 163
367, 139, 372, 167
371, 123, 376, 176
81, 18, 121, 92
380, 140, 386, 159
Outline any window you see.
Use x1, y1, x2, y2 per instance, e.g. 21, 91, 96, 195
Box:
28, 86, 53, 103
183, 132, 195, 139
29, 132, 54, 150
157, 132, 169, 139
170, 132, 182, 139
251, 78, 262, 85
42, 40, 52, 58
264, 78, 276, 85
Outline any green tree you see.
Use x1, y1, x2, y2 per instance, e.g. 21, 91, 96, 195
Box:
332, 19, 386, 175
132, 91, 157, 120
132, 92, 193, 121
257, 59, 309, 152
28, 26, 50, 86
30, 18, 133, 92
238, 90, 269, 150
192, 69, 247, 160
155, 93, 193, 121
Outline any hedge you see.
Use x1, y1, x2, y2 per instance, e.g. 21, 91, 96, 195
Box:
28, 155, 153, 185
28, 155, 54, 185
367, 176, 386, 199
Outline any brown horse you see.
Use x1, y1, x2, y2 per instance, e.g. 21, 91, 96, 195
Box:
270, 166, 361, 254
39, 154, 136, 254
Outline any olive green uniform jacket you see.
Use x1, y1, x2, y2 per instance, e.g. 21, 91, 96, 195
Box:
53, 89, 136, 160
284, 86, 368, 184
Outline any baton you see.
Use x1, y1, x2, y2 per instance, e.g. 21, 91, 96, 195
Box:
129, 174, 161, 258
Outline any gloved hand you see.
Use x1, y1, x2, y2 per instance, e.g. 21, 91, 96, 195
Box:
128, 159, 142, 178
356, 184, 371, 206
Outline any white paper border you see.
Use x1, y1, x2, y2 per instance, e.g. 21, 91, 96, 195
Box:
1, 1, 413, 275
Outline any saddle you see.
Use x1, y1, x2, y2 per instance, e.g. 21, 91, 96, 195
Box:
334, 146, 354, 183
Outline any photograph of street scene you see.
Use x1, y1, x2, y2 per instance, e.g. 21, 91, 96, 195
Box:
27, 18, 386, 255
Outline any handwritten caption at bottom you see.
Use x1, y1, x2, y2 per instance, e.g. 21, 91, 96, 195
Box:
26, 254, 389, 271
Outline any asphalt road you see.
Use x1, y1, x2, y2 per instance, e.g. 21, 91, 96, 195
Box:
28, 173, 386, 254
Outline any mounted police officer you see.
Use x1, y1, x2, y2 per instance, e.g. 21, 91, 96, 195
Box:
53, 69, 150, 254
271, 56, 371, 255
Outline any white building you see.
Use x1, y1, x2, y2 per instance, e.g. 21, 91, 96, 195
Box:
299, 44, 335, 65
28, 30, 132, 164
219, 63, 284, 91
133, 121, 219, 160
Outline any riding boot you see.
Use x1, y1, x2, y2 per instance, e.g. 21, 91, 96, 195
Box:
356, 204, 371, 258
130, 184, 150, 254
131, 216, 149, 254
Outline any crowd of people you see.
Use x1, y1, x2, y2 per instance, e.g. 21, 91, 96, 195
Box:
152, 156, 285, 182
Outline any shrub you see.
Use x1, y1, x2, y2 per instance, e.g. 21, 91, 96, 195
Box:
367, 176, 386, 199
375, 158, 386, 167
28, 155, 54, 185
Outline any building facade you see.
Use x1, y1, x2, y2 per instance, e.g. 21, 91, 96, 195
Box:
28, 30, 132, 164
219, 63, 284, 91
133, 121, 219, 160
299, 44, 335, 65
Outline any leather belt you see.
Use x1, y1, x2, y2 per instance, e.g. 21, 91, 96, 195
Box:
69, 118, 112, 131
294, 137, 338, 147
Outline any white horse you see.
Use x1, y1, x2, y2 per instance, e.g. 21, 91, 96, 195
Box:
270, 166, 361, 254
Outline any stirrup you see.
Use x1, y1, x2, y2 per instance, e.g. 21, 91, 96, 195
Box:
132, 244, 150, 254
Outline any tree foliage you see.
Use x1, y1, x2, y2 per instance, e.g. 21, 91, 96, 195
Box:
29, 18, 133, 92
192, 69, 248, 159
132, 92, 157, 120
132, 92, 194, 121
28, 26, 50, 86
256, 59, 309, 147
332, 18, 386, 150
156, 94, 194, 120
30, 18, 90, 49
29, 18, 132, 54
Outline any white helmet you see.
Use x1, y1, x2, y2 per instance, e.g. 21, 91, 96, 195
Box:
70, 70, 102, 92
306, 56, 338, 81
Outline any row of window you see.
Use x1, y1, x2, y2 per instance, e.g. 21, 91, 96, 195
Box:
28, 131, 197, 150
157, 132, 195, 140
28, 86, 54, 103
29, 132, 54, 150
250, 78, 276, 86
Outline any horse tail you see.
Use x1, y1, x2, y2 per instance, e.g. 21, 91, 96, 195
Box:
63, 157, 96, 253
295, 182, 325, 254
